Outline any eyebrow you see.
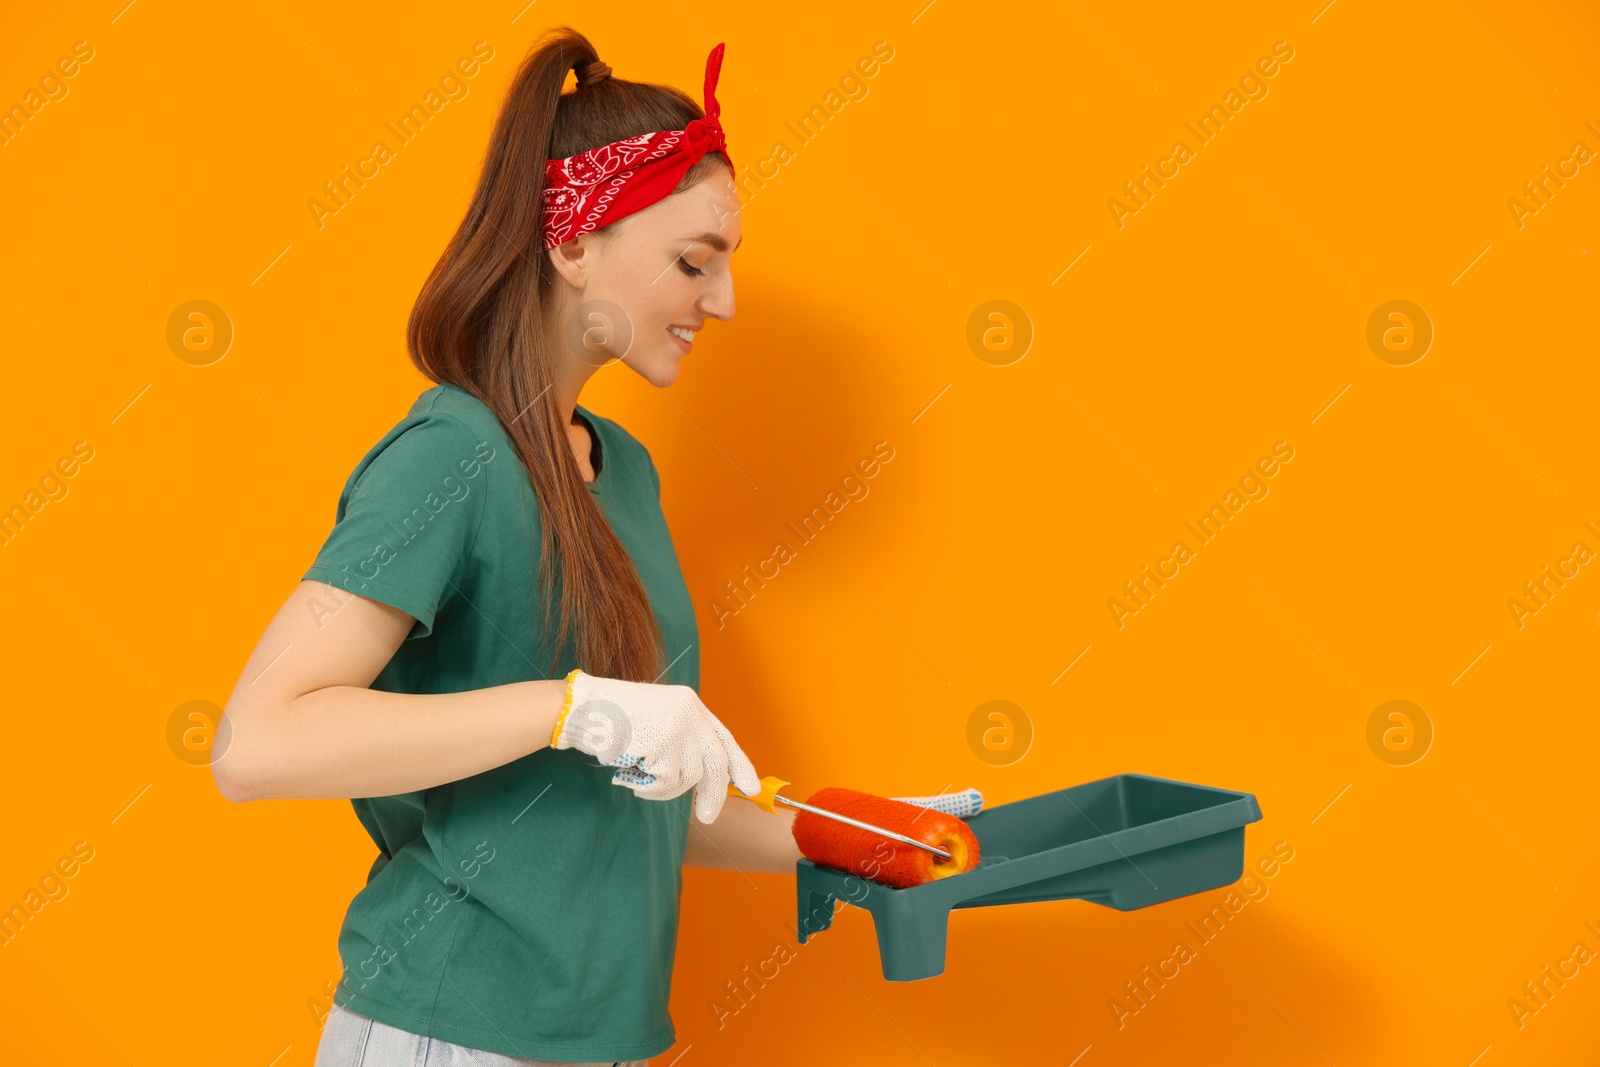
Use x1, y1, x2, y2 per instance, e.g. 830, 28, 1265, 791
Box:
682, 232, 743, 253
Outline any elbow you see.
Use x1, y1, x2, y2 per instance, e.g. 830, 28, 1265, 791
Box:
211, 751, 257, 803
211, 762, 247, 803
210, 708, 268, 803
211, 758, 257, 803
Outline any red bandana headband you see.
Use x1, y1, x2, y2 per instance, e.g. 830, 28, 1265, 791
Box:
539, 43, 733, 252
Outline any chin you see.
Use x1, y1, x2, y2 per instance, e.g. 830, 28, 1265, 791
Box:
631, 357, 683, 389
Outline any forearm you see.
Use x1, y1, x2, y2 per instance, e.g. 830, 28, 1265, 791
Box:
686, 793, 803, 873
218, 678, 566, 802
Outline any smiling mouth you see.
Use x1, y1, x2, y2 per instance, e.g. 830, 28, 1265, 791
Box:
667, 325, 694, 351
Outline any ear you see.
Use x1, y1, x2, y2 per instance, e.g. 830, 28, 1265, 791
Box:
546, 234, 592, 288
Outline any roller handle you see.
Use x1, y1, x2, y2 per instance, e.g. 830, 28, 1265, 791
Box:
728, 774, 790, 814
728, 775, 953, 861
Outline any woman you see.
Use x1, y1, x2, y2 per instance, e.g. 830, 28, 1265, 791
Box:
215, 26, 954, 1066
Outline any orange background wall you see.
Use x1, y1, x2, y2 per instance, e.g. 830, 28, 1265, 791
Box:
2, 1, 1597, 1063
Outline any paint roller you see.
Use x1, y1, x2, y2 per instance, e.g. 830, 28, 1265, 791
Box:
729, 776, 981, 888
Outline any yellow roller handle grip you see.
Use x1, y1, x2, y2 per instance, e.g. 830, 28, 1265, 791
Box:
729, 775, 790, 815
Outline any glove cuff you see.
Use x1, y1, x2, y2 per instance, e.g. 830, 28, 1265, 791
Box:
550, 668, 585, 749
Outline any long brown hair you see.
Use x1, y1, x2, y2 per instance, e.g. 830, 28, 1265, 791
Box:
406, 26, 729, 683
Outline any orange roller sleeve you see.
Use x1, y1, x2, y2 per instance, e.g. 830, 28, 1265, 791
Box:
791, 787, 981, 888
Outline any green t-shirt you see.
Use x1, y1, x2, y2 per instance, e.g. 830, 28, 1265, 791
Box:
301, 382, 699, 1061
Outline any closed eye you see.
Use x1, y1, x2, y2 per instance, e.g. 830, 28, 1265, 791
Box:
676, 255, 705, 278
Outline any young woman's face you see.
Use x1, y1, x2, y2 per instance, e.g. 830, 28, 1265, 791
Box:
553, 167, 742, 388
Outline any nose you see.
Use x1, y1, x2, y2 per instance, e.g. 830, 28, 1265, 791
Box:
699, 269, 735, 322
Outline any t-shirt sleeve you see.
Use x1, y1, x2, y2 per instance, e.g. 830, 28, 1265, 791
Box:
646, 451, 662, 499
302, 411, 495, 641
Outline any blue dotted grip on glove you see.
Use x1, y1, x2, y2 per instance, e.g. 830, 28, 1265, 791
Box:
609, 752, 657, 789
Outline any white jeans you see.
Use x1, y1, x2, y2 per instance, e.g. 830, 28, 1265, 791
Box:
313, 1001, 650, 1067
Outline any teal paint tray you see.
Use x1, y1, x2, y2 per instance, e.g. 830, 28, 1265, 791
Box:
795, 772, 1264, 981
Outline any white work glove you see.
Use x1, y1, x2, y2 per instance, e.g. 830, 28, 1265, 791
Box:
889, 788, 984, 819
552, 669, 761, 824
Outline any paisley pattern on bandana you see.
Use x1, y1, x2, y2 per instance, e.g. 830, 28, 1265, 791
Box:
540, 133, 683, 251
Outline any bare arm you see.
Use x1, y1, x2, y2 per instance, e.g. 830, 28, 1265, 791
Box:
685, 795, 801, 873
211, 580, 565, 803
